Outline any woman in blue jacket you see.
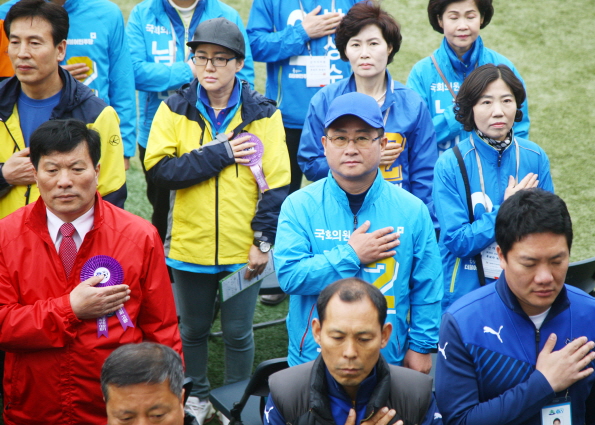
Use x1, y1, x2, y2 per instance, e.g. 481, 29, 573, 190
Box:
298, 2, 438, 225
433, 64, 552, 311
407, 0, 530, 154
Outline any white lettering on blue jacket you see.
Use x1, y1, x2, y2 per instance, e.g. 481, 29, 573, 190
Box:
126, 0, 254, 148
274, 171, 443, 366
247, 0, 359, 128
433, 132, 553, 311
406, 36, 530, 154
298, 70, 438, 226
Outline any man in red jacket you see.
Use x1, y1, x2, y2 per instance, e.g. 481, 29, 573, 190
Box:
0, 119, 182, 425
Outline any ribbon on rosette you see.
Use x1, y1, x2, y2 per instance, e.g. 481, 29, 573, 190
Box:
238, 133, 269, 193
80, 255, 134, 338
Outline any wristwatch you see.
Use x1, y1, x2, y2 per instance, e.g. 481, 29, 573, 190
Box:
253, 238, 271, 253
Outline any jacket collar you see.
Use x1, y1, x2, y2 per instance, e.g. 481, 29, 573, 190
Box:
179, 78, 274, 133
496, 272, 571, 323
435, 36, 485, 79
0, 67, 93, 121
467, 130, 516, 165
327, 169, 385, 216
26, 192, 104, 239
310, 355, 393, 423
344, 69, 395, 113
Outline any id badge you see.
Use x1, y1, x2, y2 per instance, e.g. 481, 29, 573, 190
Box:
481, 242, 503, 279
306, 56, 330, 87
541, 397, 572, 425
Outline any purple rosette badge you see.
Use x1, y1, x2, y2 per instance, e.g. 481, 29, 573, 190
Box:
238, 133, 269, 193
80, 255, 134, 338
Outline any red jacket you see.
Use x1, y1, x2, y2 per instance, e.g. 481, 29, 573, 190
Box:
0, 194, 182, 425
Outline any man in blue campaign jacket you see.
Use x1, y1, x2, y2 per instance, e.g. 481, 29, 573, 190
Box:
126, 0, 254, 239
407, 37, 529, 154
247, 0, 359, 194
298, 71, 437, 225
435, 189, 595, 425
274, 93, 443, 371
1, 0, 137, 161
434, 131, 553, 311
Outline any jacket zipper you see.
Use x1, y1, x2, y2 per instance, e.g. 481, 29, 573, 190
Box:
2, 119, 31, 205
215, 175, 219, 265
535, 328, 540, 361
299, 304, 317, 357
353, 215, 358, 231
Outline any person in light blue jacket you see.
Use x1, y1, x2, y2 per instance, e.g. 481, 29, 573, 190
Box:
274, 92, 443, 372
298, 2, 438, 226
434, 64, 553, 311
247, 0, 360, 194
407, 0, 529, 154
126, 0, 254, 240
1, 0, 137, 164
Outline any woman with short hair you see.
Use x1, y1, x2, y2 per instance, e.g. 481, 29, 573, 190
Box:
298, 1, 438, 224
144, 17, 290, 421
407, 0, 530, 154
433, 63, 552, 310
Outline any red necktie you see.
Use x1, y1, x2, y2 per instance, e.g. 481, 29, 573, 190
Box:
59, 223, 77, 279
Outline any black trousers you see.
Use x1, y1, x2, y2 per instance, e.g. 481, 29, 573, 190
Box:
285, 127, 304, 194
138, 145, 170, 242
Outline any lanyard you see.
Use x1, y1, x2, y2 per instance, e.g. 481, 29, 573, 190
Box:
468, 135, 520, 213
298, 0, 335, 56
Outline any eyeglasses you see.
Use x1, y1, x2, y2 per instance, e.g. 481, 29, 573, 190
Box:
326, 135, 381, 148
190, 55, 238, 67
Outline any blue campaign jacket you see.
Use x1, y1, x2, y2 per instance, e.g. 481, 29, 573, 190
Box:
436, 276, 595, 425
246, 0, 359, 128
298, 71, 438, 225
433, 132, 553, 311
406, 37, 530, 154
274, 171, 443, 367
0, 0, 137, 156
126, 0, 254, 149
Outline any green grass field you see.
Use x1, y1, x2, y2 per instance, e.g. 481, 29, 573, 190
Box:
116, 0, 595, 390
122, 0, 595, 262
0, 1, 590, 417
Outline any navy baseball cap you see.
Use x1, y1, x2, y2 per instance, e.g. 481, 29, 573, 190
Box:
324, 92, 384, 129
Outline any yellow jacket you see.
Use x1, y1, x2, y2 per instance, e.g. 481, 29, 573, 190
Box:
145, 80, 290, 265
0, 70, 126, 218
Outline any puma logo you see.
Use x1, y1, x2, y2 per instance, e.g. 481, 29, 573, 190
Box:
483, 325, 504, 343
264, 406, 275, 423
438, 342, 448, 359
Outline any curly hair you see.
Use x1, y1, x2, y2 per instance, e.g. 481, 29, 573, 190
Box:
427, 0, 494, 34
335, 1, 402, 65
454, 64, 525, 132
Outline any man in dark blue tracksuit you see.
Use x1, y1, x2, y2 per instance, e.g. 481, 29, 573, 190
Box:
436, 189, 595, 425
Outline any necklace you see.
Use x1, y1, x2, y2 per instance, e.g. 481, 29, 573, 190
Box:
211, 106, 226, 111
374, 92, 386, 103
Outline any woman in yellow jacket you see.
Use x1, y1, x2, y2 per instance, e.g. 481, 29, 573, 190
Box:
144, 18, 290, 421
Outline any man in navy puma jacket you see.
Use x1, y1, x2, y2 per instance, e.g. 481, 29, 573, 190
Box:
435, 189, 595, 425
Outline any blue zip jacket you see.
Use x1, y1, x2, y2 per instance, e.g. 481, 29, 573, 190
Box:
406, 37, 530, 154
436, 276, 595, 425
0, 0, 137, 157
246, 0, 359, 128
433, 132, 553, 311
274, 171, 443, 367
298, 70, 438, 225
126, 0, 254, 149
